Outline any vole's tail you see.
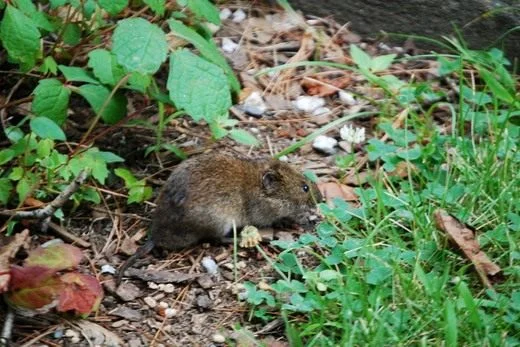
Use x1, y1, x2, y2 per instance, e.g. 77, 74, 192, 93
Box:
116, 239, 155, 285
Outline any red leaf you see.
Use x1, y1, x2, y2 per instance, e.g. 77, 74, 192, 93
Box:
58, 272, 103, 315
6, 265, 62, 310
25, 243, 83, 271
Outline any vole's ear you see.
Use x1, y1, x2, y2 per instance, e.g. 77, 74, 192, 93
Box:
262, 170, 281, 193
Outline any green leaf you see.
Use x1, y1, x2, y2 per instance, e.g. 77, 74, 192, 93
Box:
349, 44, 371, 71
31, 79, 71, 125
168, 49, 231, 122
62, 23, 82, 45
78, 84, 127, 124
68, 148, 110, 184
30, 117, 66, 141
112, 18, 168, 74
128, 185, 153, 204
229, 128, 259, 146
97, 0, 128, 15
187, 0, 220, 25
0, 6, 41, 70
365, 265, 392, 285
25, 243, 83, 270
370, 54, 396, 72
50, 0, 68, 9
161, 143, 187, 160
478, 68, 515, 104
168, 19, 240, 93
36, 139, 54, 159
39, 56, 58, 75
16, 173, 37, 203
93, 151, 124, 163
127, 72, 152, 92
0, 178, 13, 205
114, 168, 138, 186
87, 49, 125, 86
444, 299, 458, 347
0, 149, 15, 165
143, 0, 165, 15
58, 65, 99, 84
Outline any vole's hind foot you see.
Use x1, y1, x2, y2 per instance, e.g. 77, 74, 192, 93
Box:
239, 225, 262, 248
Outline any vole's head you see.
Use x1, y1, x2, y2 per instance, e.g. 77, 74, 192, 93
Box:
260, 160, 322, 216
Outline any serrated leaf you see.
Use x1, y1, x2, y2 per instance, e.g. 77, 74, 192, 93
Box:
58, 65, 99, 84
78, 84, 127, 124
349, 44, 372, 71
97, 0, 128, 15
167, 49, 231, 122
128, 185, 153, 204
93, 151, 124, 163
0, 178, 13, 205
58, 272, 103, 315
187, 0, 220, 25
229, 128, 259, 146
25, 243, 83, 271
168, 19, 240, 92
62, 23, 82, 45
87, 49, 125, 86
127, 72, 151, 92
143, 0, 165, 15
370, 54, 396, 72
30, 117, 66, 141
112, 18, 168, 74
68, 148, 110, 184
40, 56, 58, 75
0, 6, 41, 70
31, 79, 71, 125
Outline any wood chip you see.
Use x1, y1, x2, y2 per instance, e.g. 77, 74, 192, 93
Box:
434, 209, 502, 288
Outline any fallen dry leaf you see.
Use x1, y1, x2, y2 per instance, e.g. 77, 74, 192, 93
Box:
318, 182, 358, 203
301, 74, 352, 96
0, 229, 29, 293
434, 209, 502, 288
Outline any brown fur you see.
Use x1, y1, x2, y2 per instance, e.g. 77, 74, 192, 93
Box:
117, 152, 321, 284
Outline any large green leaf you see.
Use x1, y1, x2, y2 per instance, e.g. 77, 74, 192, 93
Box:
167, 49, 231, 122
78, 84, 127, 124
31, 79, 71, 125
112, 18, 168, 74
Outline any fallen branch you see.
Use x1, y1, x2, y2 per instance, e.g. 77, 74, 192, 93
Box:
0, 170, 89, 219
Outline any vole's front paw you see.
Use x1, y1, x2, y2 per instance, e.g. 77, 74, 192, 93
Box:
240, 225, 262, 248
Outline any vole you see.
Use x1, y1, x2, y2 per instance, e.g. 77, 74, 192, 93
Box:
117, 152, 321, 284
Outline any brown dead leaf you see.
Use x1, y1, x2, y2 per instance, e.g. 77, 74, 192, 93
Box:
318, 182, 358, 203
24, 197, 45, 208
434, 209, 502, 288
301, 74, 352, 96
0, 229, 29, 293
389, 161, 417, 179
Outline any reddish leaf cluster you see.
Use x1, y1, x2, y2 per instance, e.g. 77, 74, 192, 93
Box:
4, 242, 103, 316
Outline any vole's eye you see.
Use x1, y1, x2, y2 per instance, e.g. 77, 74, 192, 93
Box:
302, 184, 309, 193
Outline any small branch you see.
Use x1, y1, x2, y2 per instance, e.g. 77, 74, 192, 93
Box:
48, 221, 91, 248
0, 170, 89, 219
0, 306, 14, 347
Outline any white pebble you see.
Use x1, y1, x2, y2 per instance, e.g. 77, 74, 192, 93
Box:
164, 308, 178, 318
148, 282, 159, 290
206, 23, 220, 34
222, 37, 239, 53
278, 155, 289, 162
293, 96, 326, 113
201, 256, 218, 275
162, 284, 175, 293
212, 333, 226, 343
231, 9, 246, 23
312, 135, 338, 155
143, 296, 157, 308
338, 91, 357, 105
312, 107, 331, 116
220, 8, 232, 20
100, 264, 116, 275
242, 91, 267, 116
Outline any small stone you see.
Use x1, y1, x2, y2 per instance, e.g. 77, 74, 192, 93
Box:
201, 256, 218, 275
312, 107, 330, 116
212, 333, 226, 343
278, 155, 289, 162
110, 306, 143, 322
312, 135, 338, 155
196, 294, 212, 310
231, 9, 246, 23
143, 296, 157, 308
153, 293, 165, 301
162, 283, 175, 293
220, 8, 232, 20
148, 282, 159, 290
338, 91, 357, 105
293, 96, 326, 112
64, 329, 78, 338
71, 337, 81, 344
115, 282, 141, 302
197, 274, 215, 289
158, 302, 169, 309
164, 308, 178, 318
242, 91, 267, 117
222, 37, 239, 53
111, 320, 128, 328
100, 264, 116, 275
206, 23, 220, 34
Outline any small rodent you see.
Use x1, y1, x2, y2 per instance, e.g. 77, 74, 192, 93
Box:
117, 152, 321, 284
